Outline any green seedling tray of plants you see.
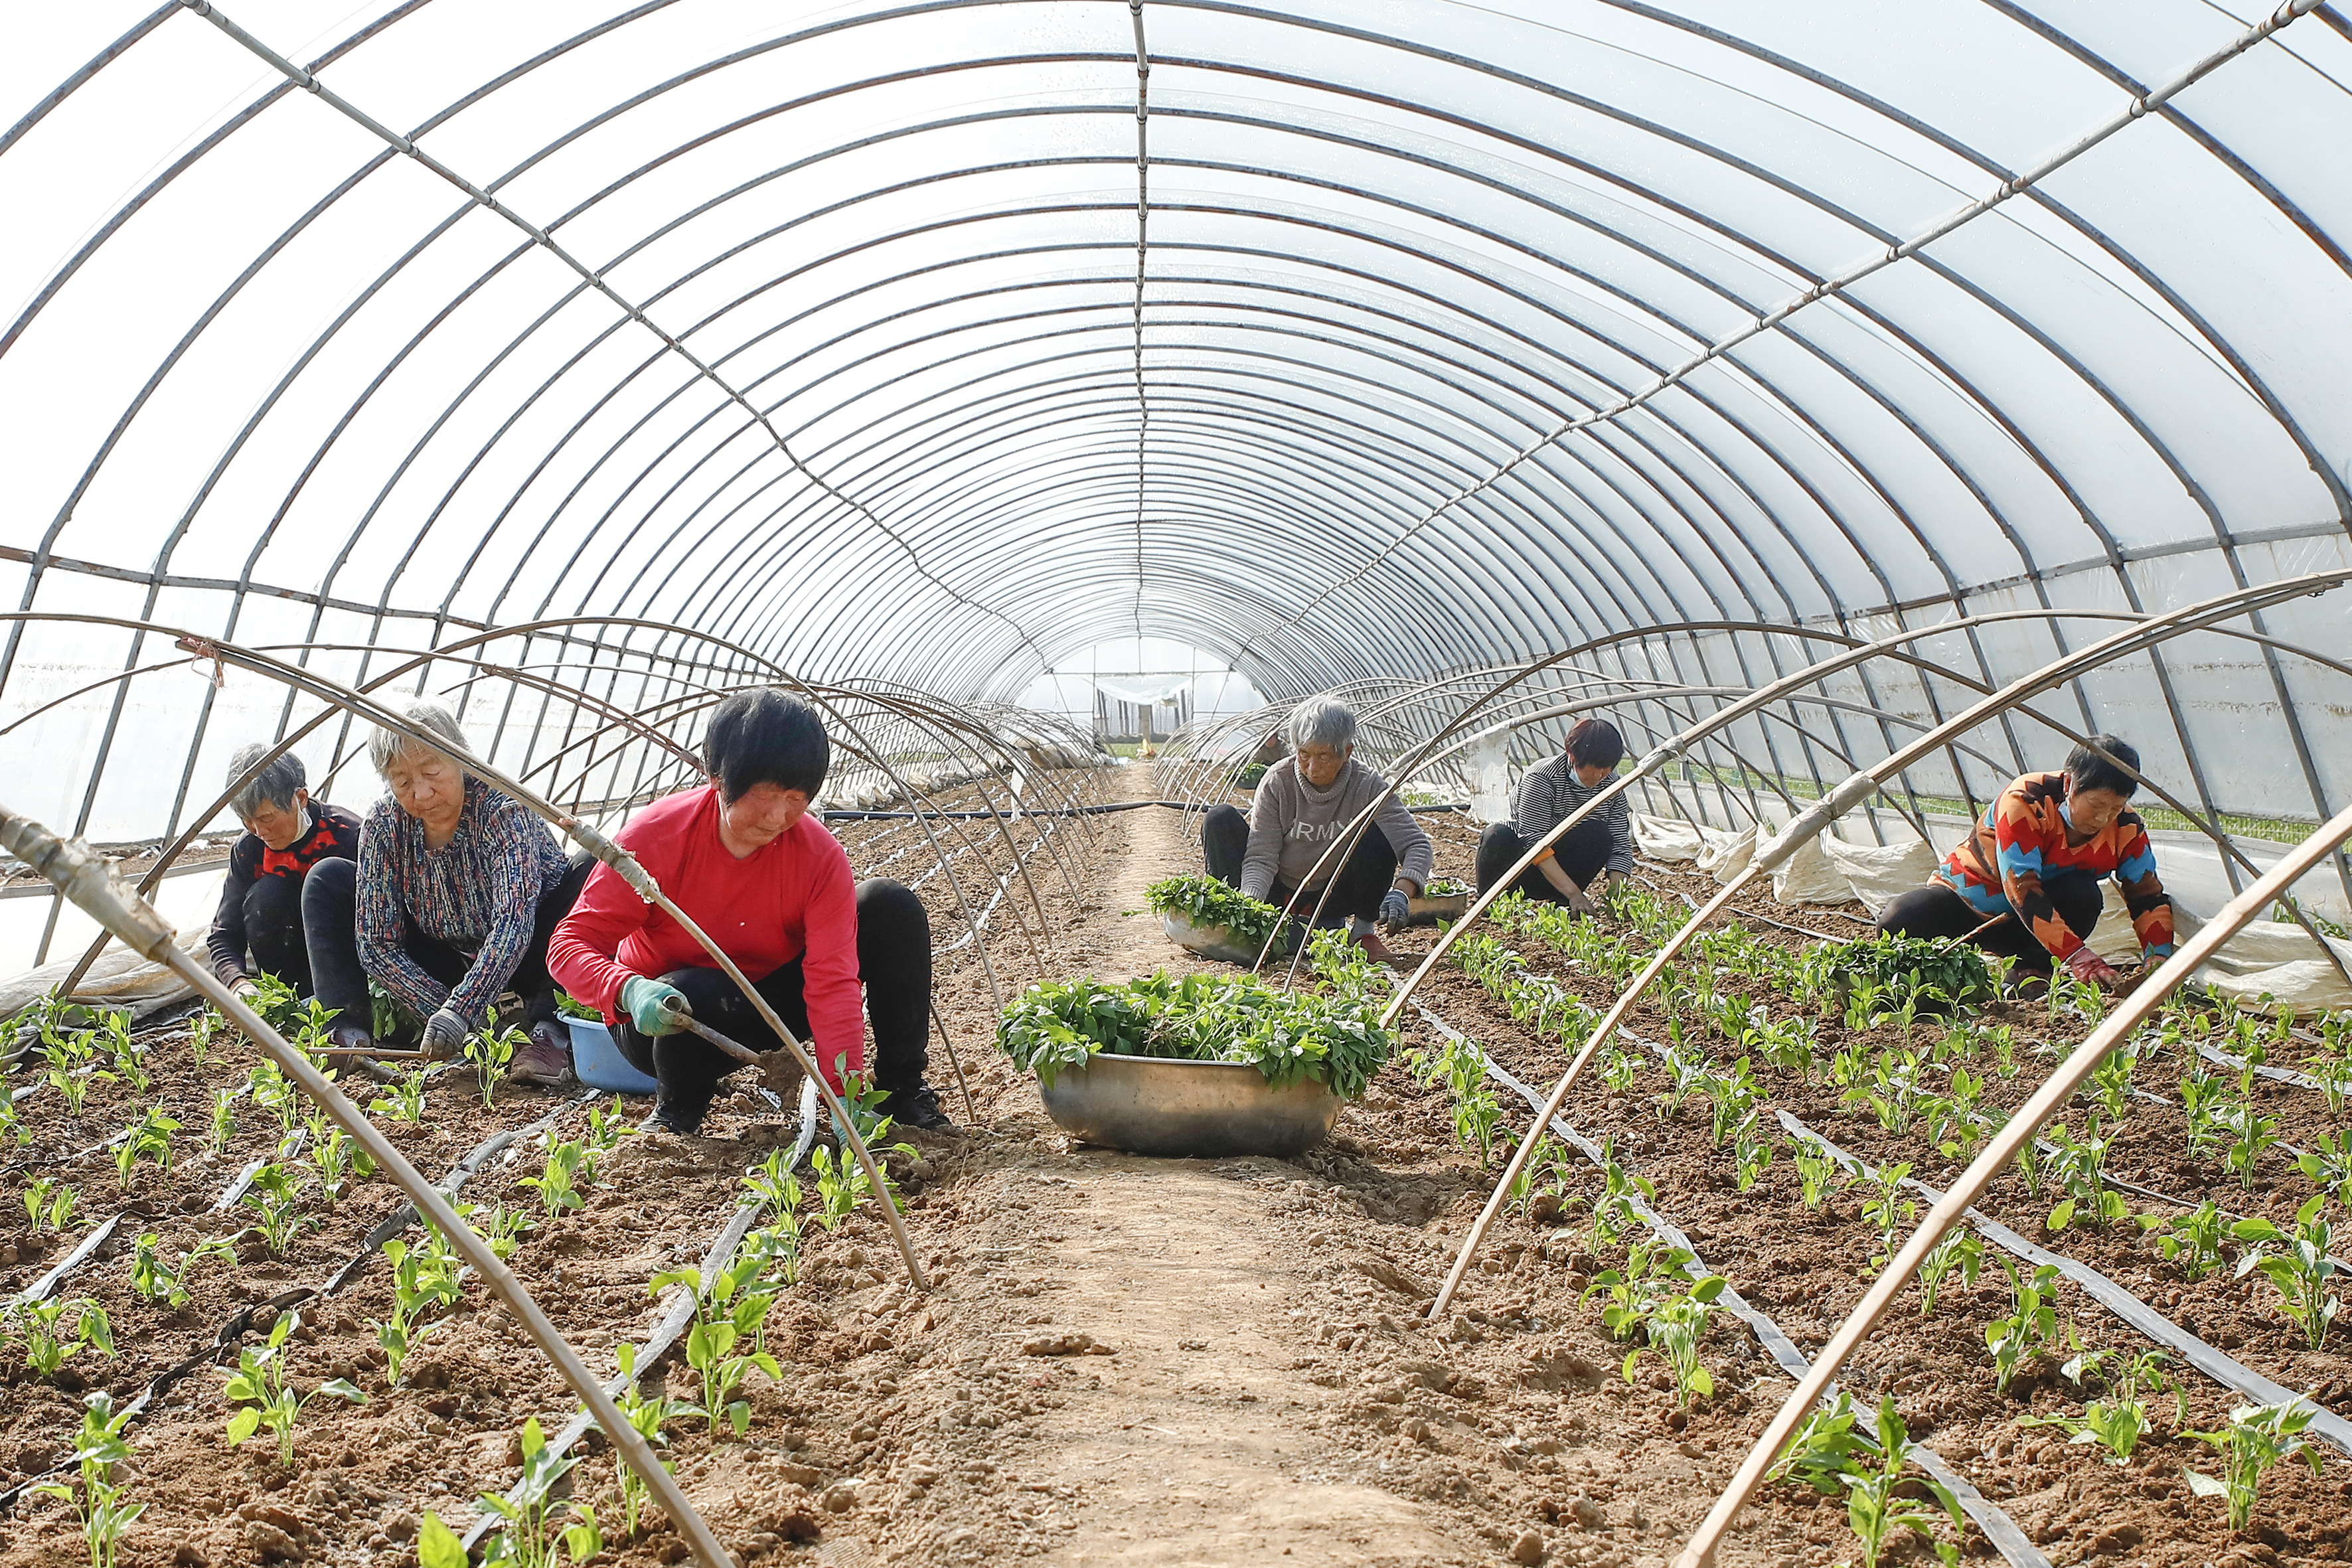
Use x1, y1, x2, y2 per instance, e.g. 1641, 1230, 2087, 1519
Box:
995, 938, 1394, 1156
1145, 875, 1290, 964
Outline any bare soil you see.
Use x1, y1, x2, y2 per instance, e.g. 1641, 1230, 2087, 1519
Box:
2, 789, 2344, 1568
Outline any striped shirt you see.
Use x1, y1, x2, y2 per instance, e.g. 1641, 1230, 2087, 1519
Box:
1934, 771, 2174, 963
1512, 753, 1634, 876
355, 777, 570, 1023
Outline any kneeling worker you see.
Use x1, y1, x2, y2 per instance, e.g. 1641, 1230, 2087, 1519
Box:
208, 744, 360, 1002
1201, 696, 1434, 964
1474, 718, 1631, 915
548, 688, 951, 1135
1877, 735, 2175, 989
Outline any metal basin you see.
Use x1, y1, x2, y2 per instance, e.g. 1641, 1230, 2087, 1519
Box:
1037, 1051, 1344, 1158
1161, 909, 1280, 966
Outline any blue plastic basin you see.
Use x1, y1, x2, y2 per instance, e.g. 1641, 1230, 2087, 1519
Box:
566, 1017, 659, 1095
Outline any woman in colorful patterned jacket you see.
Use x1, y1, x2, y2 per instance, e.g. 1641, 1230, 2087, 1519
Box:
1877, 734, 2175, 989
301, 696, 588, 1083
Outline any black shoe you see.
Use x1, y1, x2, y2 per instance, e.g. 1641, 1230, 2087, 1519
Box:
643, 1080, 714, 1137
878, 1084, 953, 1131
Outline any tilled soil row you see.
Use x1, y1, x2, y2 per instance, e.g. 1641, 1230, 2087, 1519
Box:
1403, 861, 2352, 1566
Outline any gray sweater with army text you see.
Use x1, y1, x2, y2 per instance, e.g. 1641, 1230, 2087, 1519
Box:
1239, 755, 1436, 901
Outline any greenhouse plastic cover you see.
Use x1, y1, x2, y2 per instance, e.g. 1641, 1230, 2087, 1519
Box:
5, 1, 2352, 974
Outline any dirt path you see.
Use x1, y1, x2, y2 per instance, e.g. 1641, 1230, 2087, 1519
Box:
878, 803, 1482, 1565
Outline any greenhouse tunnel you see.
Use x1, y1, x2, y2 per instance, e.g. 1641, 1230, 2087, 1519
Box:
4, 3, 2352, 1567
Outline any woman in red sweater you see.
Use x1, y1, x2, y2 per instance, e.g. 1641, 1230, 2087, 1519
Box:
548, 688, 948, 1136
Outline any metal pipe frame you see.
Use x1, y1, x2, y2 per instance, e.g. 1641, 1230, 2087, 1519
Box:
1419, 570, 2348, 1327
5, 0, 2349, 900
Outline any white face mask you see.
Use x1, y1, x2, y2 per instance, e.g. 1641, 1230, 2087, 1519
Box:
2059, 796, 2075, 829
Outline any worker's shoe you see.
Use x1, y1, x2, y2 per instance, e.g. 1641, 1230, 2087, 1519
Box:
1353, 928, 1400, 967
508, 1021, 574, 1086
878, 1084, 954, 1132
643, 1079, 714, 1137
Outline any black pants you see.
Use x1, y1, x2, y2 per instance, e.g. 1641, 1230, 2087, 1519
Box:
1201, 803, 1397, 926
239, 874, 313, 995
302, 852, 595, 1036
1475, 820, 1613, 905
612, 878, 932, 1099
1876, 876, 2103, 975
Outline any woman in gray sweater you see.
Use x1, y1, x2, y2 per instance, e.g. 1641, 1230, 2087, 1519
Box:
1202, 697, 1434, 962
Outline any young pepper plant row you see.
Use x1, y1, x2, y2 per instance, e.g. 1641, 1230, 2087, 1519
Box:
1399, 995, 2041, 1568
1436, 880, 2345, 1542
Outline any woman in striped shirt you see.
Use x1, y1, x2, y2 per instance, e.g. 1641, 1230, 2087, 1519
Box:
1474, 718, 1633, 915
301, 696, 586, 1083
1878, 735, 2173, 989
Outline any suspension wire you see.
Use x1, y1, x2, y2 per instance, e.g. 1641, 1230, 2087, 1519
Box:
1235, 0, 2328, 661
171, 0, 1050, 672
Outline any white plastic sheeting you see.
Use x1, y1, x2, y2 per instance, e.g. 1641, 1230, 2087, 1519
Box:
5, 2, 2351, 971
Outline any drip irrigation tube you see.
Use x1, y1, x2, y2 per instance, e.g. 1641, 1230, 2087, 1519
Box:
321, 1094, 592, 1295
5, 1213, 121, 1308
1406, 1001, 2049, 1568
1774, 1110, 2352, 1461
819, 800, 1469, 820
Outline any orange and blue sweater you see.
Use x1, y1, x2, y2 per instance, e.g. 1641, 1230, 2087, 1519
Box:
1934, 772, 2175, 963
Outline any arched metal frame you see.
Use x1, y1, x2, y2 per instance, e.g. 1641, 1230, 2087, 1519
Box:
4, 1, 2351, 922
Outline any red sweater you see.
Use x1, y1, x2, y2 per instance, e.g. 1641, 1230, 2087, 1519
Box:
547, 787, 865, 1081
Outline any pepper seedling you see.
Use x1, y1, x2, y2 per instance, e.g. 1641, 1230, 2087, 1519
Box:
1769, 1393, 1964, 1568
2183, 1400, 2325, 1532
33, 1391, 145, 1568
222, 1309, 366, 1464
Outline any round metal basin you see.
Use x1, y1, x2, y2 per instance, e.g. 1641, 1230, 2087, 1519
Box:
1037, 1052, 1344, 1158
1161, 910, 1277, 966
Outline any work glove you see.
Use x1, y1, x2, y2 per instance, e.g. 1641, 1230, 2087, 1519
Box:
621, 975, 690, 1036
421, 1006, 469, 1059
2062, 946, 2123, 988
1377, 888, 1411, 932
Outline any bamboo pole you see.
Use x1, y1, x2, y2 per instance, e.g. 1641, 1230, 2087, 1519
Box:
0, 804, 739, 1568
1672, 798, 2352, 1568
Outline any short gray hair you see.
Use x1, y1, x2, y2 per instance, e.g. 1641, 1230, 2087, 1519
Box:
1287, 696, 1357, 752
228, 744, 306, 821
368, 695, 474, 779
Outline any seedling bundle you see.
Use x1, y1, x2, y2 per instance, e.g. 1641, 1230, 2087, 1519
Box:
995, 935, 1394, 1100
1143, 874, 1291, 958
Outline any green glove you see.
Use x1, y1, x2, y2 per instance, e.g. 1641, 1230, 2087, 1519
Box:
619, 976, 689, 1036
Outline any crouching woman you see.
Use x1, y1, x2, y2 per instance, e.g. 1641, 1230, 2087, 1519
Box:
1877, 734, 2175, 990
302, 696, 586, 1081
1200, 695, 1434, 963
547, 688, 951, 1137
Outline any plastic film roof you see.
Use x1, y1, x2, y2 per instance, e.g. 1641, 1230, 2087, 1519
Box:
5, 0, 2352, 836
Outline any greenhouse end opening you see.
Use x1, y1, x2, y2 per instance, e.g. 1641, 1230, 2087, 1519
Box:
3, 5, 2351, 1568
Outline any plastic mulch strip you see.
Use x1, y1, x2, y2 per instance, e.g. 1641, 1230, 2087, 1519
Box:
5, 1212, 122, 1308
1407, 1000, 2051, 1568
1775, 1110, 2352, 1460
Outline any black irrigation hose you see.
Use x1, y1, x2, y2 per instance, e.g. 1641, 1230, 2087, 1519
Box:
817, 799, 1471, 820
1775, 1111, 2352, 1460
6, 1214, 122, 1308
1405, 999, 2049, 1568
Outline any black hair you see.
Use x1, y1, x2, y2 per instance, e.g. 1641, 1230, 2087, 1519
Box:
704, 688, 830, 803
1565, 718, 1625, 771
2064, 734, 2142, 799
228, 743, 307, 819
